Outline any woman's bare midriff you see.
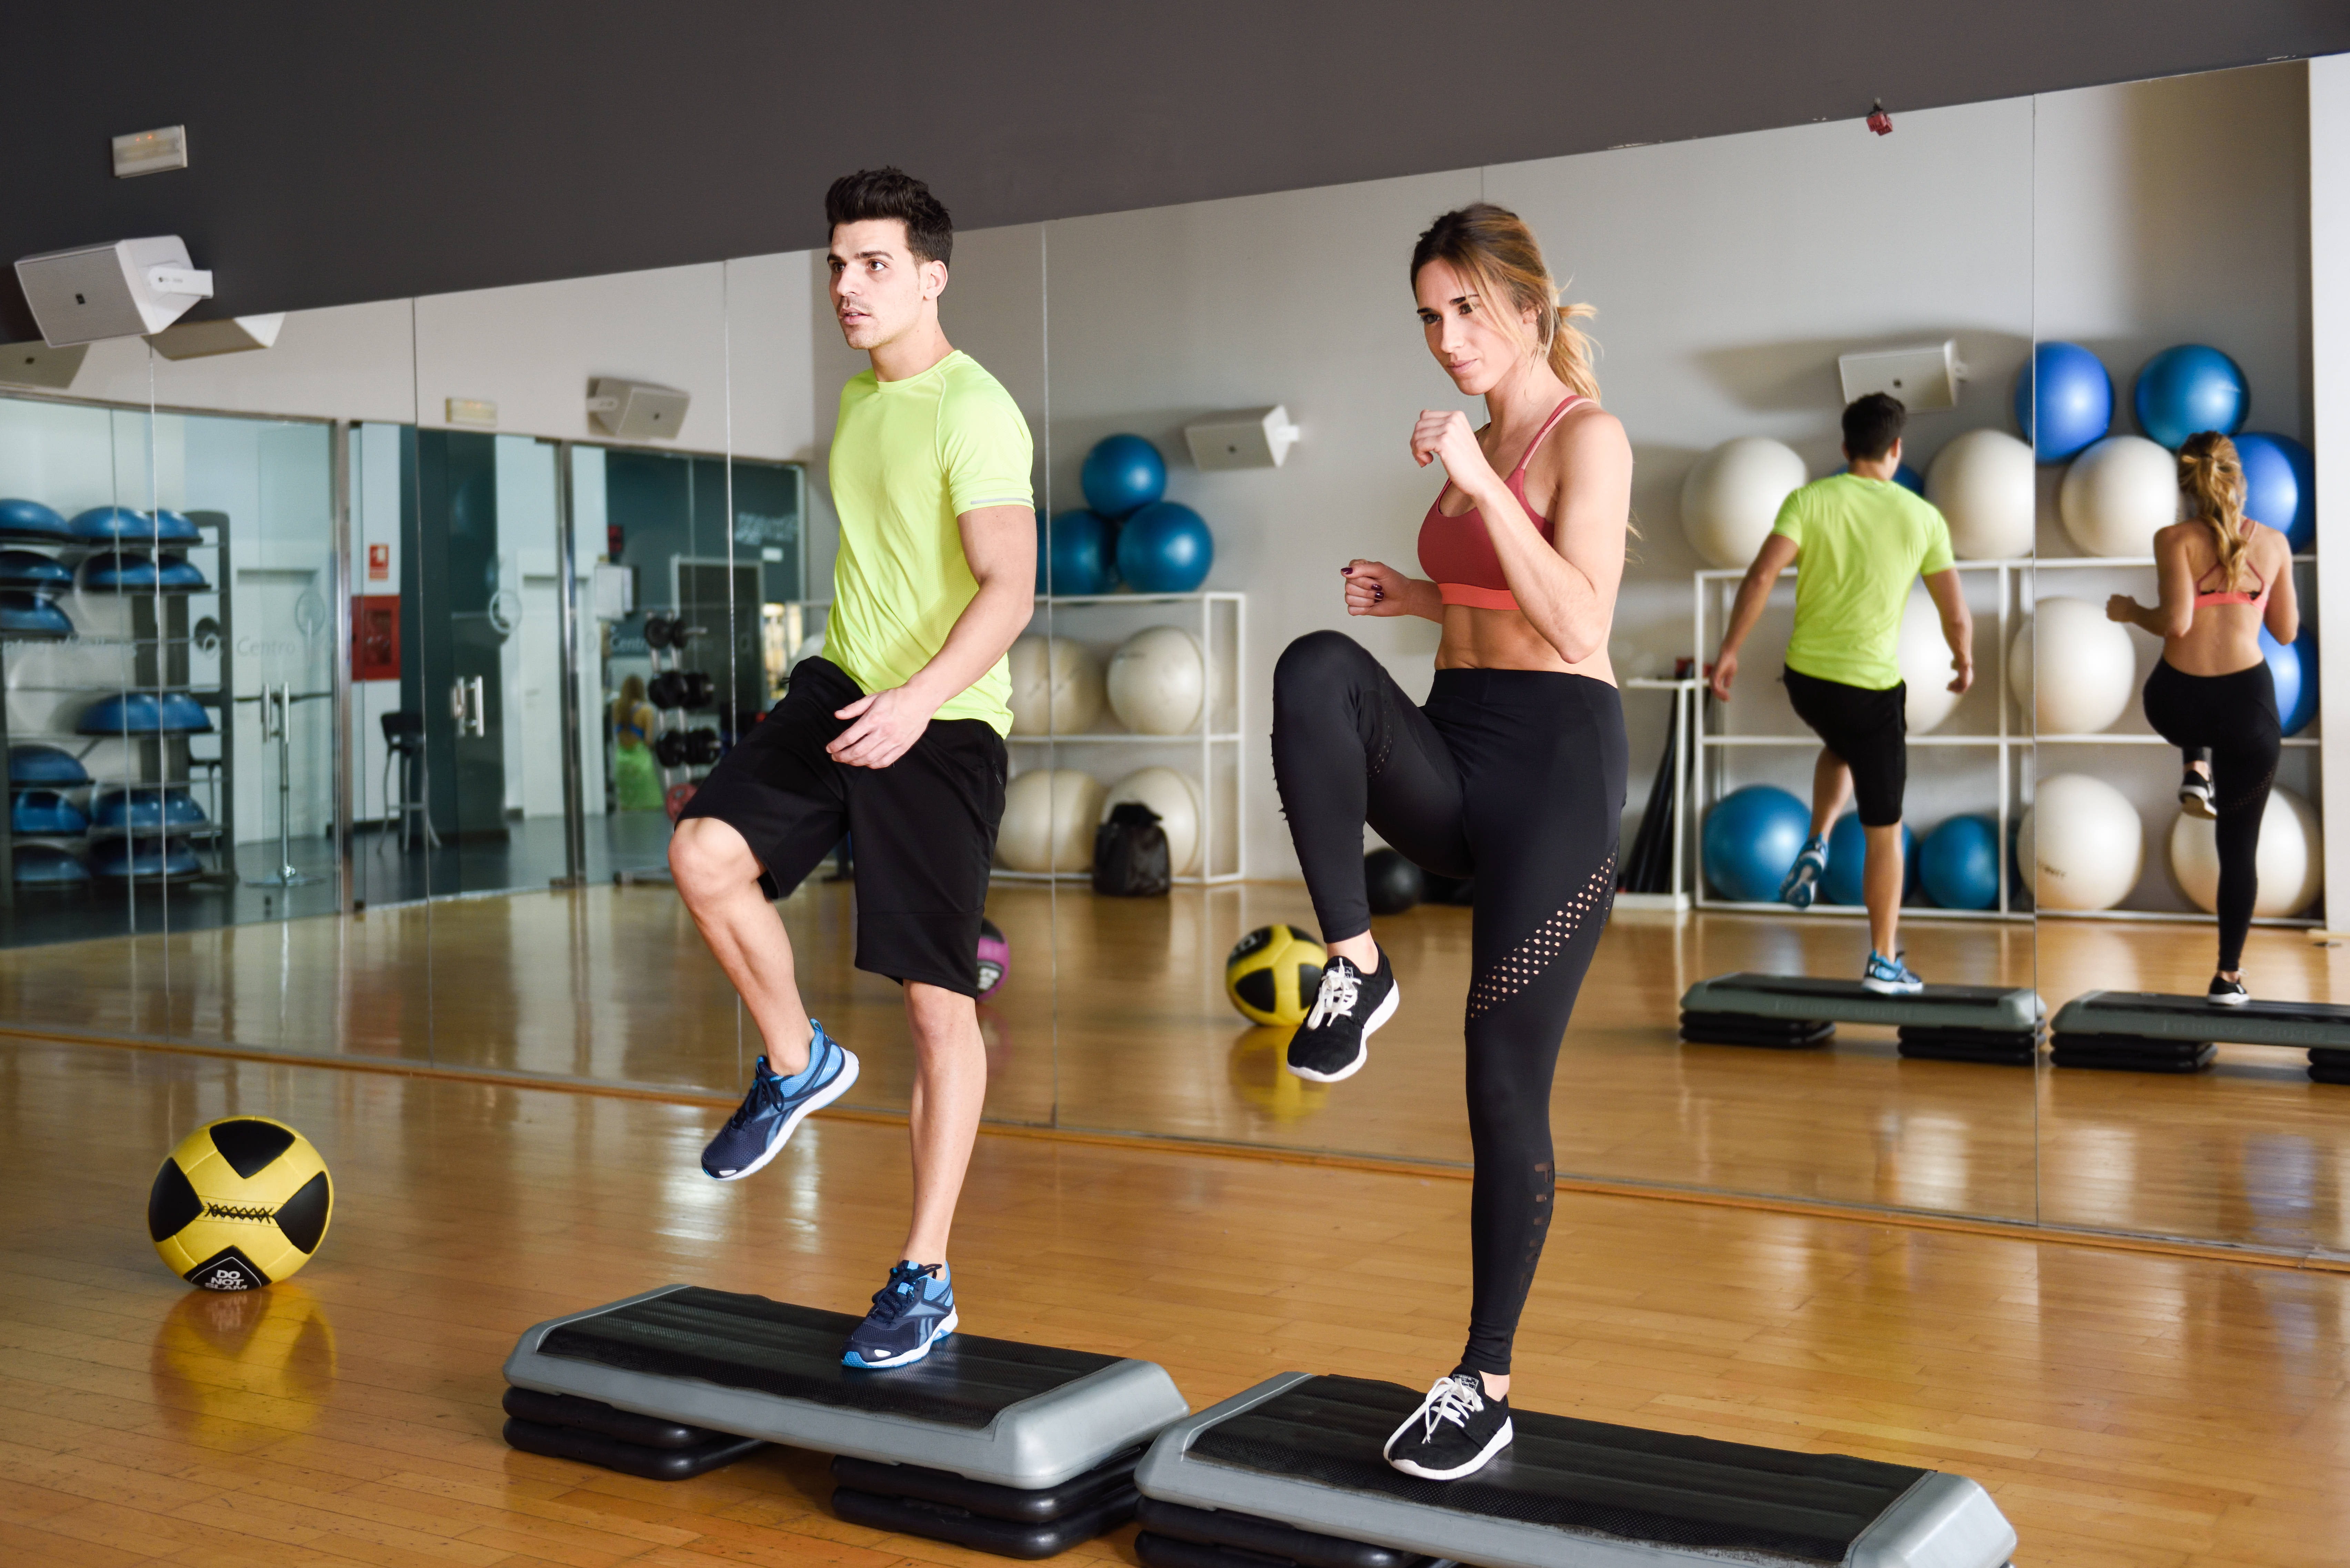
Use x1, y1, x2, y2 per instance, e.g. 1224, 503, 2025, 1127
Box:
2162, 525, 2286, 677
1436, 603, 1617, 683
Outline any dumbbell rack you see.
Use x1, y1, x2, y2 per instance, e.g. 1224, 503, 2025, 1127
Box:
612, 613, 713, 889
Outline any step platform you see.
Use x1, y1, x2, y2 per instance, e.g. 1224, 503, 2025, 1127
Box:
503, 1284, 1188, 1555
501, 1386, 766, 1479
2052, 990, 2350, 1080
1680, 973, 2044, 1065
1136, 1372, 2017, 1568
1136, 1496, 1444, 1568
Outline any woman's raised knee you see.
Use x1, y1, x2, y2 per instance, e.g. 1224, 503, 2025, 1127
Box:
1275, 629, 1374, 701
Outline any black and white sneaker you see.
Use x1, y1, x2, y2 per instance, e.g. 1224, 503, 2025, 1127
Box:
1285, 951, 1398, 1083
2208, 974, 2250, 1006
2180, 771, 2217, 820
1384, 1372, 1512, 1481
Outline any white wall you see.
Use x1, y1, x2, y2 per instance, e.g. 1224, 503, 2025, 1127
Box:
2313, 54, 2350, 921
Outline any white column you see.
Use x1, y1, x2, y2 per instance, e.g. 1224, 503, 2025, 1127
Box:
2313, 54, 2350, 921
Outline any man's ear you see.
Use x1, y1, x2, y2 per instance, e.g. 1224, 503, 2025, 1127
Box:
925, 260, 949, 302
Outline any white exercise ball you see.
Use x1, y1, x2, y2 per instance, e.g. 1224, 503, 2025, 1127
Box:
2169, 785, 2324, 917
1925, 429, 2035, 560
1679, 438, 1806, 569
1105, 625, 1205, 735
1896, 588, 1965, 733
2024, 773, 2144, 911
2007, 597, 2137, 734
1103, 765, 1202, 876
2058, 435, 2179, 557
1005, 635, 1104, 737
995, 768, 1106, 873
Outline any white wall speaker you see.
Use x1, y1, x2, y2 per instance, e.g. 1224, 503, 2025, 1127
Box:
0, 339, 88, 389
587, 377, 690, 440
1836, 340, 1967, 412
1184, 405, 1300, 470
13, 236, 212, 346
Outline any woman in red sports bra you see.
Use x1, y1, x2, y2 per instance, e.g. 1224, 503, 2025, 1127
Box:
1268, 203, 1632, 1482
2106, 431, 2299, 1002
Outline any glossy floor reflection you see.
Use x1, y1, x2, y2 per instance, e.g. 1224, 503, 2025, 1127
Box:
4, 1039, 2345, 1566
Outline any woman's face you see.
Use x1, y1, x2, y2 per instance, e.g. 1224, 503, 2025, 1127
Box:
1415, 258, 1538, 397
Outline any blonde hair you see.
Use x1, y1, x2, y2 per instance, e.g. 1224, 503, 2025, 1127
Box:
1410, 203, 1600, 403
2178, 431, 2249, 592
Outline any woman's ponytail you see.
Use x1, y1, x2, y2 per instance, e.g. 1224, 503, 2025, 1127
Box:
2178, 431, 2248, 592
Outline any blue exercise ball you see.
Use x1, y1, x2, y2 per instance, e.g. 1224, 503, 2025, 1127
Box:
13, 844, 88, 887
2261, 623, 2318, 737
2013, 342, 2113, 464
2134, 344, 2247, 450
2233, 432, 2313, 551
1042, 508, 1116, 596
0, 499, 70, 542
1919, 815, 2002, 910
1080, 434, 1167, 520
1844, 464, 1925, 496
1822, 813, 1917, 907
1114, 501, 1213, 594
11, 789, 88, 837
9, 744, 89, 788
1702, 785, 1811, 904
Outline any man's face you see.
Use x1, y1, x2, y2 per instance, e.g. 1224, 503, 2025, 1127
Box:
828, 218, 945, 352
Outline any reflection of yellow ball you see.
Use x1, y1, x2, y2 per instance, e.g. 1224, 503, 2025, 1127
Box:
149, 1117, 334, 1290
1224, 924, 1327, 1027
151, 1283, 337, 1434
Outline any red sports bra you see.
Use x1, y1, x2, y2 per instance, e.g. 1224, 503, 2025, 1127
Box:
2192, 521, 2270, 609
1416, 395, 1586, 611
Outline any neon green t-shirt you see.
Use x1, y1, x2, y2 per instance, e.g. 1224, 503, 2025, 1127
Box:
822, 350, 1034, 735
1771, 473, 1955, 691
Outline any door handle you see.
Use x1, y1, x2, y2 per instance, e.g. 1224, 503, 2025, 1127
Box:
450, 676, 486, 737
466, 675, 486, 737
450, 677, 467, 725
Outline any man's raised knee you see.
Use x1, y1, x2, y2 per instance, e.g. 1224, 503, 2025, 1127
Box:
669, 818, 756, 901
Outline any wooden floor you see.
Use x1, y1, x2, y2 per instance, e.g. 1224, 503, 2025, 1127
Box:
0, 882, 2345, 1253
4, 1037, 2347, 1566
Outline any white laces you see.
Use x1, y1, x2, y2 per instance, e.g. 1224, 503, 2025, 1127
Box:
1306, 961, 1361, 1028
1419, 1374, 1484, 1438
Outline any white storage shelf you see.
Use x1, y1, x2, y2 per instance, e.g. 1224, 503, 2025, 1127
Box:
996, 590, 1245, 886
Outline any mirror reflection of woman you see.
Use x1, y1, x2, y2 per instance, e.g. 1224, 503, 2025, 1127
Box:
2106, 431, 2298, 1003
1268, 203, 1632, 1480
610, 673, 664, 812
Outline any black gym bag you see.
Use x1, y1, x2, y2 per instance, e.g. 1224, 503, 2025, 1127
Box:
1093, 802, 1171, 897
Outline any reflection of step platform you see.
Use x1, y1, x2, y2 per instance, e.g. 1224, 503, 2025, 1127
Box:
1136, 1373, 2017, 1568
1680, 973, 2046, 1064
2052, 990, 2350, 1081
503, 1285, 1188, 1556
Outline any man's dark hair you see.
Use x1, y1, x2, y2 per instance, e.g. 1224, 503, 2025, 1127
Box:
1842, 392, 1907, 462
825, 167, 953, 267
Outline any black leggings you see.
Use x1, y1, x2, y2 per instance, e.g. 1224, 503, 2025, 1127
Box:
2143, 659, 2279, 971
1271, 631, 1625, 1375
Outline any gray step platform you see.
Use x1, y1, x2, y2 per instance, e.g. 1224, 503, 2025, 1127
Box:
502, 1284, 1189, 1489
1136, 1373, 2017, 1568
2052, 990, 2350, 1081
1681, 974, 2045, 1066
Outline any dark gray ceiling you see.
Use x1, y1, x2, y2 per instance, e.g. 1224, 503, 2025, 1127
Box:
4, 1, 2343, 340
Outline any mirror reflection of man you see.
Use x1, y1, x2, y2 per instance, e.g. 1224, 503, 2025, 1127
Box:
1707, 393, 1972, 994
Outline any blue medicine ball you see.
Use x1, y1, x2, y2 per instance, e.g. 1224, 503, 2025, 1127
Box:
1701, 785, 1811, 904
1822, 813, 1918, 907
1114, 501, 1213, 594
2233, 432, 2313, 552
1042, 508, 1117, 597
2134, 344, 2247, 450
1918, 815, 2002, 910
1080, 434, 1167, 520
2013, 342, 2113, 464
2261, 623, 2318, 737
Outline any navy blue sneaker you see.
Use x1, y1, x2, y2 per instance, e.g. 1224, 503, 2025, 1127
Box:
842, 1261, 958, 1369
1863, 950, 1924, 996
701, 1021, 859, 1180
1780, 836, 1828, 909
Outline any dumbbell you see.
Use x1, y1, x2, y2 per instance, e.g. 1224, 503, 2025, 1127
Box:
642, 614, 677, 651
685, 728, 723, 765
654, 728, 723, 769
648, 670, 717, 711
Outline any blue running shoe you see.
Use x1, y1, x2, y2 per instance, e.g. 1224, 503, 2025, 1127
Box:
1780, 836, 1828, 909
701, 1021, 859, 1180
842, 1261, 958, 1369
1863, 950, 1923, 996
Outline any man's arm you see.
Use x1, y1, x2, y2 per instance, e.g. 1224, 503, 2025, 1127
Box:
825, 503, 1035, 768
1922, 567, 1974, 695
1707, 532, 1798, 702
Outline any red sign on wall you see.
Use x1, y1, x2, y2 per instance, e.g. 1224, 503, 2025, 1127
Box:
353, 595, 399, 681
367, 542, 390, 582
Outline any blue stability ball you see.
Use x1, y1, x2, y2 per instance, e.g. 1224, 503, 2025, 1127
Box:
1080, 434, 1167, 520
2134, 344, 2248, 450
1919, 815, 2002, 910
1043, 508, 1116, 596
1115, 501, 1214, 594
2233, 432, 2314, 551
2261, 623, 2318, 737
2013, 342, 2114, 464
0, 499, 71, 542
1701, 785, 1811, 904
1822, 813, 1918, 907
1845, 464, 1925, 496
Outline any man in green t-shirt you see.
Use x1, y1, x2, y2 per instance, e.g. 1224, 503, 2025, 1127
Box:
1706, 394, 1973, 994
671, 169, 1035, 1368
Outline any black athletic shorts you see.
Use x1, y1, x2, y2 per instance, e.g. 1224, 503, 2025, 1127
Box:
677, 656, 1007, 996
1782, 665, 1906, 828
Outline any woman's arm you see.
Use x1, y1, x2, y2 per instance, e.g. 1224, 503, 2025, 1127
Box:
2107, 527, 2195, 639
1341, 558, 1445, 622
2263, 528, 2300, 645
1411, 407, 1630, 663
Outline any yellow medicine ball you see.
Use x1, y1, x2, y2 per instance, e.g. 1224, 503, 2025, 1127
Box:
148, 1116, 334, 1291
1225, 924, 1328, 1027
